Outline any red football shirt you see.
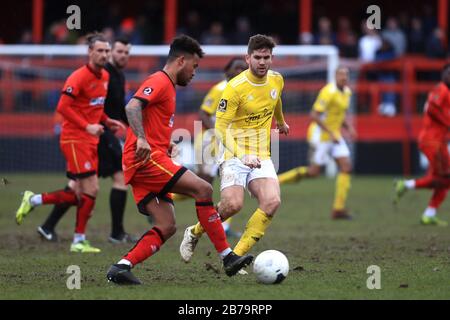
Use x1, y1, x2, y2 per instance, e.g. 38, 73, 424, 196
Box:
57, 64, 109, 145
419, 82, 450, 143
122, 71, 176, 171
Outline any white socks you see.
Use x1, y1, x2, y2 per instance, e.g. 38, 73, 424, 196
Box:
73, 233, 86, 244
423, 207, 436, 218
30, 194, 43, 206
118, 259, 132, 267
404, 180, 415, 189
220, 248, 232, 259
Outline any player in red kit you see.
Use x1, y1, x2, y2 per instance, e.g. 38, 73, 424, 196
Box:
106, 35, 253, 285
15, 33, 125, 252
394, 64, 450, 226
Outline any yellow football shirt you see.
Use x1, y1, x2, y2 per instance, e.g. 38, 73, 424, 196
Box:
200, 80, 228, 116
215, 69, 285, 161
195, 80, 227, 158
312, 83, 352, 141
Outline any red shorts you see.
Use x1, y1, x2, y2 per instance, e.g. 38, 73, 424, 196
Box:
60, 141, 98, 179
419, 140, 450, 176
124, 150, 187, 215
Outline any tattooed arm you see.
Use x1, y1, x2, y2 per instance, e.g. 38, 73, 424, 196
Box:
125, 98, 151, 161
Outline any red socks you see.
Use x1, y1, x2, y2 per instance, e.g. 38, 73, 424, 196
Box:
415, 175, 450, 189
429, 188, 449, 208
42, 189, 78, 205
195, 199, 229, 253
75, 193, 96, 234
123, 227, 164, 266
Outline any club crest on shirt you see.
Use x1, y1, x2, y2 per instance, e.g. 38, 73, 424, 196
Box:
270, 89, 278, 100
143, 87, 153, 96
169, 114, 175, 128
84, 161, 92, 170
66, 86, 73, 94
218, 99, 228, 112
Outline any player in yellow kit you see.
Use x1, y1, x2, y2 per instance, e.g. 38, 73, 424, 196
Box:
278, 66, 356, 219
172, 57, 247, 237
180, 34, 289, 265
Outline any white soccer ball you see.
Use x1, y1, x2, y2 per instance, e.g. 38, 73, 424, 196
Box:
253, 250, 289, 284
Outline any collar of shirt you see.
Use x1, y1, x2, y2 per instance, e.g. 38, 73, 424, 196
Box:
245, 69, 267, 85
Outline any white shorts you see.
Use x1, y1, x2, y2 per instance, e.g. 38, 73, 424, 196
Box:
219, 158, 278, 191
312, 138, 350, 166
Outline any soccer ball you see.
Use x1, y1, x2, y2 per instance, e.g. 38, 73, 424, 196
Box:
253, 250, 289, 284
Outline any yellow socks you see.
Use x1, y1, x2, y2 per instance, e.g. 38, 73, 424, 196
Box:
333, 173, 351, 211
278, 166, 308, 184
234, 208, 272, 256
191, 217, 234, 238
192, 221, 205, 237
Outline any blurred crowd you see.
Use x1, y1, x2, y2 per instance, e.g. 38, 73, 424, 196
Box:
16, 5, 449, 62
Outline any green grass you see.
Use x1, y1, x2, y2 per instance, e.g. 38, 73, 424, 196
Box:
1, 173, 450, 300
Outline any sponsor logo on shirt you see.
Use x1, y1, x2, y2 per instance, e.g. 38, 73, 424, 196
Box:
89, 97, 106, 106
218, 99, 228, 112
143, 87, 153, 96
245, 108, 272, 124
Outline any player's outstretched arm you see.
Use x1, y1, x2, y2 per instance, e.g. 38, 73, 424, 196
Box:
125, 98, 151, 161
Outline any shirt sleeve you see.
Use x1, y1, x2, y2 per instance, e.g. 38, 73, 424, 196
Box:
215, 84, 245, 158
274, 77, 285, 124
56, 94, 89, 130
132, 78, 163, 108
313, 85, 332, 113
56, 72, 89, 129
61, 72, 81, 98
200, 87, 220, 115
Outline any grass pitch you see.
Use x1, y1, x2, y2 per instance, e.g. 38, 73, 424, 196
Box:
1, 173, 450, 300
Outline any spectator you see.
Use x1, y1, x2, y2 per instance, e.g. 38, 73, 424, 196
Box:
375, 39, 397, 116
44, 19, 69, 44
102, 27, 115, 44
336, 16, 358, 58
232, 16, 252, 44
382, 17, 407, 57
314, 17, 337, 45
118, 17, 143, 44
358, 20, 382, 63
422, 4, 437, 35
201, 21, 227, 45
408, 17, 425, 54
19, 30, 33, 44
299, 32, 313, 45
178, 10, 202, 40
426, 28, 447, 59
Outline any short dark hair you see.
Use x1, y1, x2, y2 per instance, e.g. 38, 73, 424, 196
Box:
168, 34, 204, 61
247, 34, 276, 54
86, 32, 109, 48
113, 36, 131, 47
224, 57, 246, 72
